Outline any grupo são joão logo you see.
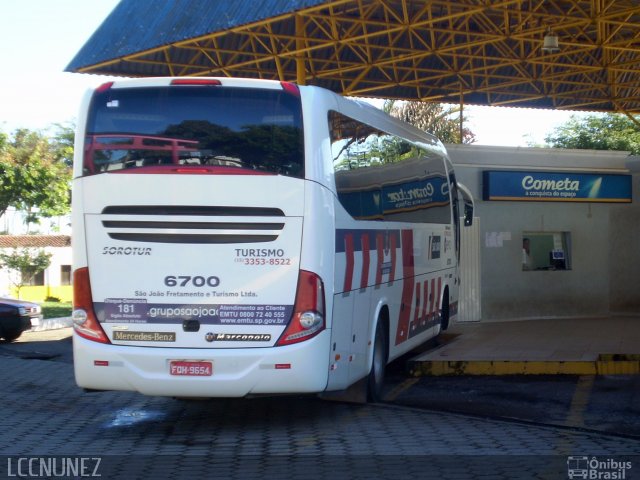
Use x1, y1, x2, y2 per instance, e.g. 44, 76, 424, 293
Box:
567, 456, 632, 479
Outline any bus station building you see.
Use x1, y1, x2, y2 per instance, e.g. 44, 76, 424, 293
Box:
448, 144, 639, 323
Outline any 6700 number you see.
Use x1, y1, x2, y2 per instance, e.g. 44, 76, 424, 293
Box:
164, 275, 220, 288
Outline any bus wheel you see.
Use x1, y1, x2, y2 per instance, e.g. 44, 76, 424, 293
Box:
440, 295, 450, 331
367, 319, 388, 402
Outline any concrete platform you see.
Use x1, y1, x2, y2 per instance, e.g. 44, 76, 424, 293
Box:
409, 316, 640, 375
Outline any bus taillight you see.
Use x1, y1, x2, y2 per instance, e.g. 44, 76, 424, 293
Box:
276, 270, 325, 346
72, 267, 110, 344
280, 82, 300, 97
96, 82, 114, 93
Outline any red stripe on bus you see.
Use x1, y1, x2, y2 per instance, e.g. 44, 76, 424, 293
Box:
375, 232, 384, 285
343, 233, 354, 292
412, 283, 421, 333
421, 281, 429, 326
360, 233, 370, 290
395, 230, 414, 345
389, 234, 397, 284
429, 278, 436, 321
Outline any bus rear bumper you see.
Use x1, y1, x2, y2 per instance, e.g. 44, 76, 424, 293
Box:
73, 332, 330, 397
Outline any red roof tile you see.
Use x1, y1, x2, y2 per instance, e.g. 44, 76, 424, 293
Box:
0, 235, 71, 248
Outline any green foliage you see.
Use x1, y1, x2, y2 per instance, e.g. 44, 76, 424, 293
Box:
0, 248, 52, 298
331, 122, 428, 172
42, 302, 72, 319
383, 100, 476, 144
0, 127, 72, 222
50, 123, 75, 168
543, 113, 640, 154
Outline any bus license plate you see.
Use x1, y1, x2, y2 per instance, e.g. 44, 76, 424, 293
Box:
169, 361, 213, 376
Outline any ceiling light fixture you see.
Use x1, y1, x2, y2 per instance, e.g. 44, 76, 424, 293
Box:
542, 27, 560, 53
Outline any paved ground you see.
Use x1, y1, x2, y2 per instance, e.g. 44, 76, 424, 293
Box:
0, 328, 639, 479
386, 373, 640, 437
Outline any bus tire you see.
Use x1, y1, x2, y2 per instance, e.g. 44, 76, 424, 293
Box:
439, 290, 450, 331
367, 318, 388, 402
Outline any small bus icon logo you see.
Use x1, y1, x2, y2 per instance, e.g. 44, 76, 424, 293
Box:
567, 456, 589, 479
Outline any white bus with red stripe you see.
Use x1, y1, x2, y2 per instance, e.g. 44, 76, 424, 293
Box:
71, 77, 473, 400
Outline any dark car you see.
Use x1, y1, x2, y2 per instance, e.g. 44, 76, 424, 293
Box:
0, 298, 43, 342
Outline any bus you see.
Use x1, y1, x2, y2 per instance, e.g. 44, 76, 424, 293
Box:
71, 77, 474, 400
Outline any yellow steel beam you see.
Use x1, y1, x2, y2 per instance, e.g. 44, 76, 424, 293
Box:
75, 0, 640, 113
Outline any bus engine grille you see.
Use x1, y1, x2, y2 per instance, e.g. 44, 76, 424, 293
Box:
101, 205, 285, 244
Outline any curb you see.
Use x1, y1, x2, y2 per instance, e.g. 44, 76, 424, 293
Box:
408, 356, 640, 376
31, 317, 72, 332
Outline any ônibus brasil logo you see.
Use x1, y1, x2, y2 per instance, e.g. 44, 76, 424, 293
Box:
567, 456, 632, 479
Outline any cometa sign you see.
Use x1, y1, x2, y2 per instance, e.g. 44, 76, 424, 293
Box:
482, 171, 632, 203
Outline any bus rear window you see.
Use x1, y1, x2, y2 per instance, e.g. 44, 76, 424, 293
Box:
83, 86, 304, 178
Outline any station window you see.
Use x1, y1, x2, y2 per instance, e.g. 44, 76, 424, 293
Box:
23, 270, 45, 286
522, 232, 571, 271
61, 265, 72, 285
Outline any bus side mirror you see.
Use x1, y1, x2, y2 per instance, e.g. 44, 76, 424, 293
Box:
463, 202, 473, 226
457, 183, 474, 227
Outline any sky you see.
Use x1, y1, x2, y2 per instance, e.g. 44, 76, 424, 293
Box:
0, 0, 581, 147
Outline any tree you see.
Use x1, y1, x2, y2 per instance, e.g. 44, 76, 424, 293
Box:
543, 113, 640, 154
50, 123, 75, 168
0, 128, 72, 224
0, 248, 52, 299
383, 100, 476, 144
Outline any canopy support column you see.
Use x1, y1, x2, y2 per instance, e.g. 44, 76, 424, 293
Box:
459, 93, 465, 144
296, 15, 306, 85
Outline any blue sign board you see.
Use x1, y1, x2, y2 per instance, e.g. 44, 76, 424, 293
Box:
483, 171, 632, 203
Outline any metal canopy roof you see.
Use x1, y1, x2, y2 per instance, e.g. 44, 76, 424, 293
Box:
67, 0, 640, 113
